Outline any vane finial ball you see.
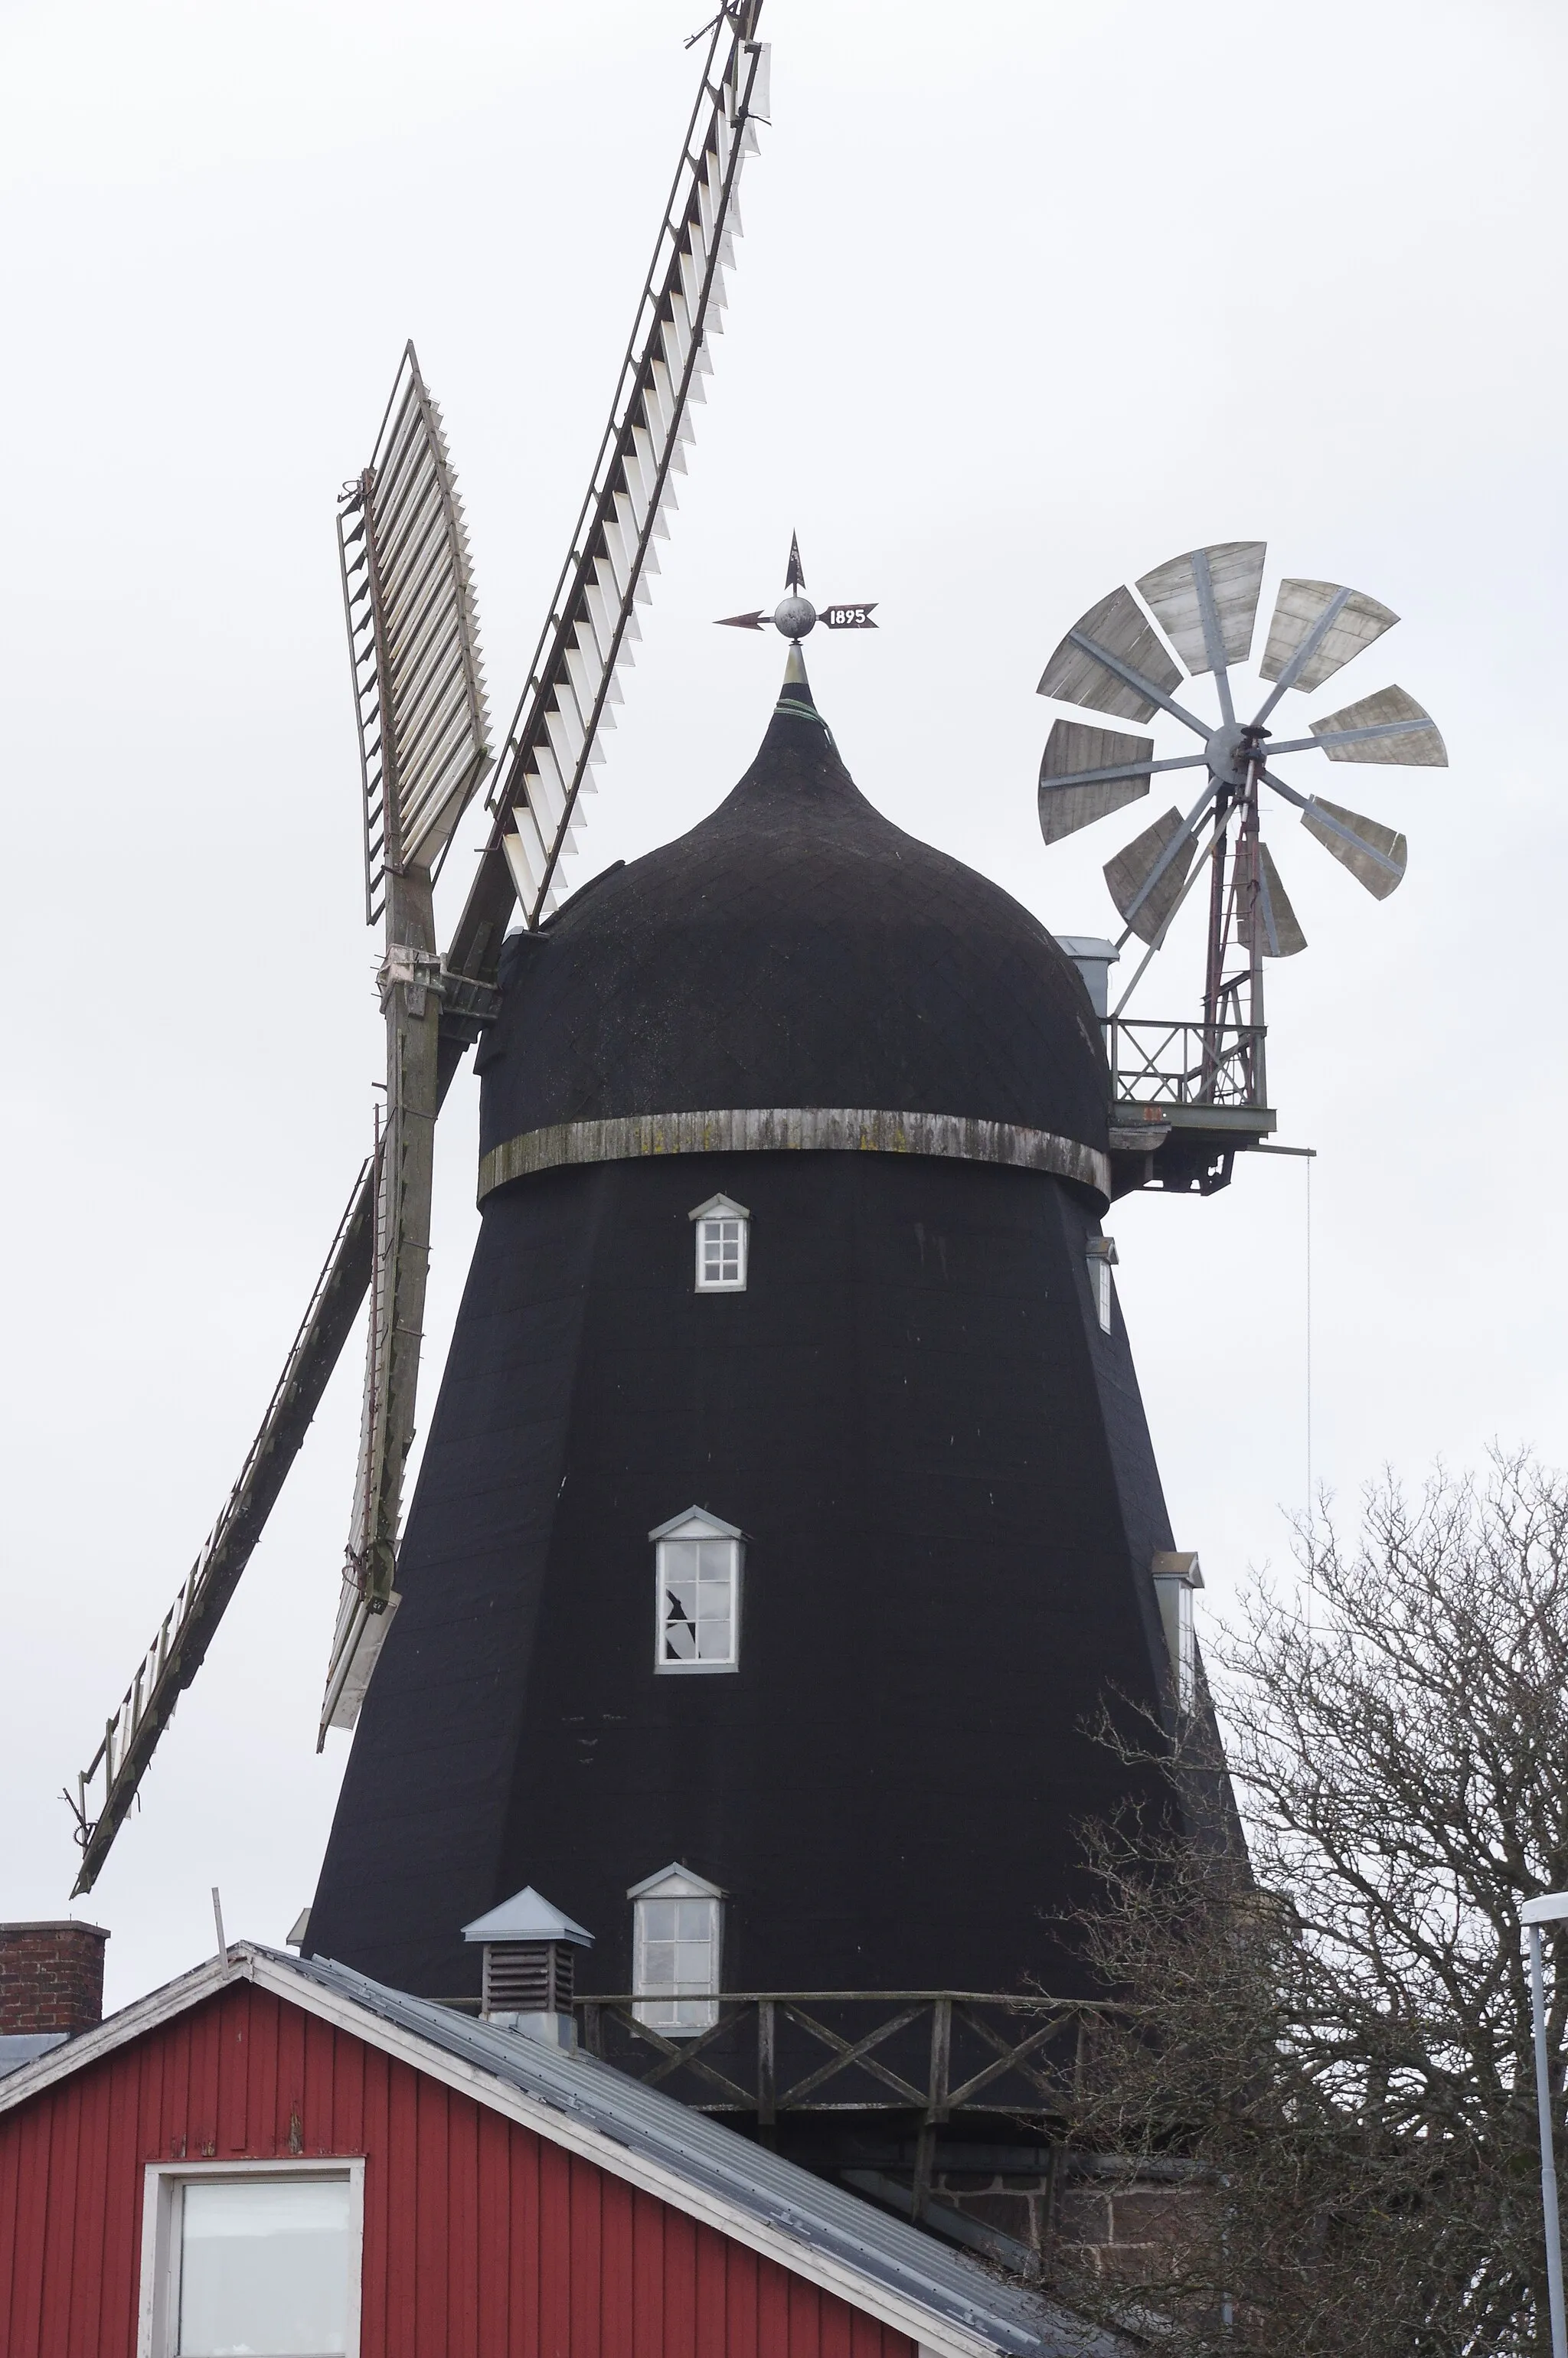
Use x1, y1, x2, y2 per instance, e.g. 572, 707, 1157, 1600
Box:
773, 595, 817, 641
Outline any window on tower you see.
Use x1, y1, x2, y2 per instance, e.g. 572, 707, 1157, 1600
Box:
1086, 1234, 1118, 1333
650, 1507, 743, 1673
690, 1193, 750, 1291
628, 1863, 724, 2036
1152, 1550, 1204, 1713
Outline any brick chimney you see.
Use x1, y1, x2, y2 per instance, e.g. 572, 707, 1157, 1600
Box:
0, 1922, 109, 2038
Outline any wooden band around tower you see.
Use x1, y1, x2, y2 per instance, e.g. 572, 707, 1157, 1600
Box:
478, 1106, 1112, 1207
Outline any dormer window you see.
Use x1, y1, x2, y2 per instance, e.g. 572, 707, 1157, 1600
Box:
628, 1863, 724, 2035
1086, 1233, 1118, 1333
691, 1194, 750, 1291
1152, 1550, 1204, 1711
650, 1508, 743, 1673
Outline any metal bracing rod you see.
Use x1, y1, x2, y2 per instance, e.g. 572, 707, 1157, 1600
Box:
1113, 779, 1219, 939
1249, 586, 1353, 727
1259, 763, 1403, 880
1041, 750, 1209, 792
1109, 810, 1226, 1017
1191, 546, 1235, 728
1200, 785, 1233, 1059
1260, 718, 1432, 758
1258, 763, 1309, 809
1064, 627, 1213, 739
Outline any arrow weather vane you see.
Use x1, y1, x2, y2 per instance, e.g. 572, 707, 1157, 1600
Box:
716, 533, 877, 639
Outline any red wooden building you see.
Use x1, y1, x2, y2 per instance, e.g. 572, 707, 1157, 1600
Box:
0, 1938, 1115, 2358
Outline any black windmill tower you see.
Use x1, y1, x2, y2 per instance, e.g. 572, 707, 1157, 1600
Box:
69, 18, 1448, 2244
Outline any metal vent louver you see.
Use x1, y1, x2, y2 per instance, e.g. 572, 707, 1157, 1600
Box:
482, 1941, 576, 2017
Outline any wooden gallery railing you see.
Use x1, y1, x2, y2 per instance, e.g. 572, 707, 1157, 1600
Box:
574, 1992, 1112, 2128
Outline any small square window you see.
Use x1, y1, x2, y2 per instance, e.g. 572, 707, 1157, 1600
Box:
691, 1194, 750, 1291
140, 2161, 363, 2358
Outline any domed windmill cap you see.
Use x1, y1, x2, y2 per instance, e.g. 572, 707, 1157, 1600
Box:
461, 1886, 594, 1946
479, 639, 1114, 1206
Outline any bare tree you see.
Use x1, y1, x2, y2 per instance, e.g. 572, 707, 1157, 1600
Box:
1057, 1453, 1568, 2356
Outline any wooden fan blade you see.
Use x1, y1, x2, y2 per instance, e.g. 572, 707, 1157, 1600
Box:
1038, 585, 1182, 723
1302, 796, 1407, 898
1105, 808, 1197, 944
1039, 720, 1153, 844
1135, 541, 1266, 676
1256, 841, 1308, 957
1308, 684, 1446, 766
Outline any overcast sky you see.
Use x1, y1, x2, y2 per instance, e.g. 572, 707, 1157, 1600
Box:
3, 0, 1563, 2010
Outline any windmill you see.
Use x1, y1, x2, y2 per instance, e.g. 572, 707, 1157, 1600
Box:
1035, 541, 1446, 1193
67, 5, 771, 1896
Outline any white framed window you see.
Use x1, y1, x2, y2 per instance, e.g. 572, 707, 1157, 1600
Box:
690, 1193, 750, 1291
138, 2157, 364, 2358
650, 1507, 743, 1674
1086, 1234, 1118, 1334
1152, 1550, 1204, 1713
629, 1863, 724, 2036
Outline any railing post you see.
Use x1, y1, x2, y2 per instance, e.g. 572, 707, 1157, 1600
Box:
912, 2121, 936, 2222
910, 1996, 952, 2226
582, 2000, 603, 2059
929, 1995, 952, 2124
757, 1998, 776, 2128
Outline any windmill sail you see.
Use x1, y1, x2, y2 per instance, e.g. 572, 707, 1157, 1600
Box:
479, 16, 770, 944
69, 6, 770, 1876
338, 345, 492, 920
321, 10, 770, 1737
69, 1164, 377, 1895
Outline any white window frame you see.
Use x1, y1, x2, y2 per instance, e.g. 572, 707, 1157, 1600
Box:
650, 1507, 743, 1675
1086, 1234, 1118, 1334
690, 1193, 750, 1292
137, 2156, 365, 2358
1152, 1551, 1204, 1714
628, 1863, 724, 2037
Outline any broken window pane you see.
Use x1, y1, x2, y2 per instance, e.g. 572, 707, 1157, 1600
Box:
656, 1533, 740, 1671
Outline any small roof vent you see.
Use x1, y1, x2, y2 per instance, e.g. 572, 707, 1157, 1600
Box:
461, 1887, 593, 2046
461, 1888, 594, 1946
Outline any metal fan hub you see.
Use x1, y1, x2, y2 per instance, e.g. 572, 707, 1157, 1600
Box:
1204, 720, 1252, 789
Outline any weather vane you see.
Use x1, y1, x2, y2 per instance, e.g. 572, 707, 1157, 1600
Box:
715, 533, 877, 639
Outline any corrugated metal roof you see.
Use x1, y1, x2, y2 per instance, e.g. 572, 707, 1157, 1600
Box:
0, 2032, 67, 2076
279, 1948, 1123, 2358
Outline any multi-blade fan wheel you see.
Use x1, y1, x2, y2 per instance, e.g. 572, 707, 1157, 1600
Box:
1036, 541, 1447, 958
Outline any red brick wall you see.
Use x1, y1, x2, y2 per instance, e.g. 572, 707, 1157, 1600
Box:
0, 1924, 108, 2036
